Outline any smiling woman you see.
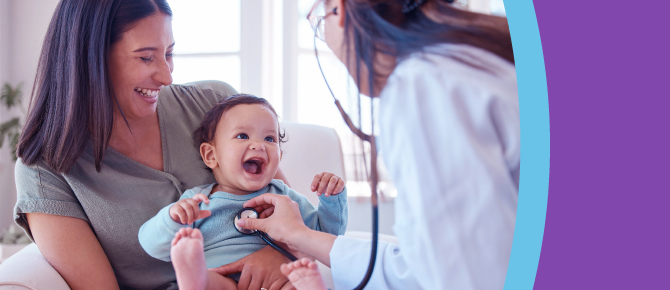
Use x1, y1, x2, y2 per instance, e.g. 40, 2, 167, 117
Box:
10, 0, 293, 289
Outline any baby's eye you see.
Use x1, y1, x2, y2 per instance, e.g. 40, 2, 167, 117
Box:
236, 133, 249, 139
264, 136, 276, 143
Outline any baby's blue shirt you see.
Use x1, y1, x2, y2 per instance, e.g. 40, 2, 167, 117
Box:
138, 179, 348, 269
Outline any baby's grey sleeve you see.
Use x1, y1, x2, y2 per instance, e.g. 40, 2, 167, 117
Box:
138, 190, 195, 262
13, 159, 88, 241
287, 187, 348, 236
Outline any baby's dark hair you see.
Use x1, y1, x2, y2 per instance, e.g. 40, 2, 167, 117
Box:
193, 94, 287, 150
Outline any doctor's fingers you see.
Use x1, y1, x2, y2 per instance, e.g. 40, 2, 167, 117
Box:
238, 216, 269, 233
251, 203, 274, 215
243, 193, 291, 208
259, 206, 275, 219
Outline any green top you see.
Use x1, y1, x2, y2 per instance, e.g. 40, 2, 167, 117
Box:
13, 80, 237, 290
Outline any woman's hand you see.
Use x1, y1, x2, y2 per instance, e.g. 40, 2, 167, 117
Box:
209, 246, 295, 290
237, 193, 310, 250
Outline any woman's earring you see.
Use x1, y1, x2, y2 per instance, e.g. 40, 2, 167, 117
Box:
333, 7, 338, 15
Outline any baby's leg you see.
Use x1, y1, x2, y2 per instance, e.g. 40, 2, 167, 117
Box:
280, 258, 327, 290
171, 228, 237, 290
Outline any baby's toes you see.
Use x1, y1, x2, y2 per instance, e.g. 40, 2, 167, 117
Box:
307, 261, 319, 270
280, 263, 292, 276
299, 258, 312, 267
176, 227, 189, 237
189, 228, 204, 241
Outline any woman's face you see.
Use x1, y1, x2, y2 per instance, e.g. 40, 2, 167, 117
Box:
108, 13, 175, 120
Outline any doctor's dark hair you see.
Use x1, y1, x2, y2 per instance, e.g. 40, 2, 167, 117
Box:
193, 94, 287, 150
334, 0, 514, 96
16, 0, 172, 173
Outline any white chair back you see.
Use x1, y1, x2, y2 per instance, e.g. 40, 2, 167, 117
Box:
279, 122, 345, 206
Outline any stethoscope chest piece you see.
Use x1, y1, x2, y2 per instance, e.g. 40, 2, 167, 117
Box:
234, 208, 258, 235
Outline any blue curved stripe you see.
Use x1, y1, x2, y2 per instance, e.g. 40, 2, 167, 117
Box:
503, 1, 550, 289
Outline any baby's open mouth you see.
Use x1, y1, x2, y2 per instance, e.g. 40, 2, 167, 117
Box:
243, 158, 265, 175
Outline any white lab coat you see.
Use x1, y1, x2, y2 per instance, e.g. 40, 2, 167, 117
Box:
330, 44, 520, 290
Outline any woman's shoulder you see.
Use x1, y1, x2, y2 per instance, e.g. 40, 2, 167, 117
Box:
158, 80, 238, 125
15, 157, 66, 183
161, 80, 238, 107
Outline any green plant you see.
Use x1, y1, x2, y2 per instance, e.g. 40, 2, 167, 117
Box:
0, 83, 24, 161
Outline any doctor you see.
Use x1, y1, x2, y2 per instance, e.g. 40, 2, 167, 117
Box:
216, 0, 520, 289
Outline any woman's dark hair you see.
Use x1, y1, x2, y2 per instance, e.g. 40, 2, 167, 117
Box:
338, 0, 514, 96
193, 94, 287, 151
16, 0, 172, 173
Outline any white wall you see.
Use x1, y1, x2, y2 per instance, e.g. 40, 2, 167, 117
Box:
0, 0, 59, 231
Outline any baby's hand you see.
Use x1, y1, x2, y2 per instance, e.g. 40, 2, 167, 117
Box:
169, 193, 212, 225
311, 172, 345, 197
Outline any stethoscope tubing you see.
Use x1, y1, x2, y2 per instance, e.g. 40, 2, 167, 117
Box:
257, 230, 298, 261
313, 17, 379, 290
235, 208, 298, 262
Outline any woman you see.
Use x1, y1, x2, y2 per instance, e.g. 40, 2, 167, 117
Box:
219, 0, 519, 289
13, 1, 293, 289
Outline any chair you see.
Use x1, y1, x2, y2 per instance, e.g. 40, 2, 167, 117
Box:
0, 122, 395, 289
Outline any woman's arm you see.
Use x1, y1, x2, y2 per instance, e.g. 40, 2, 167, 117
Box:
27, 213, 119, 290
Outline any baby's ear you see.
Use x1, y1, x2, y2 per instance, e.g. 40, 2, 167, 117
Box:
200, 142, 218, 169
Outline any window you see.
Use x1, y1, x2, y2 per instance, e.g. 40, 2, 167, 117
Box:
168, 0, 241, 90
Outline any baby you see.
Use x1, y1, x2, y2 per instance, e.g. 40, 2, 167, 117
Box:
138, 94, 348, 290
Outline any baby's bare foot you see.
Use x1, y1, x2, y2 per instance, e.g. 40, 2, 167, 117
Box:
280, 258, 327, 290
171, 228, 208, 290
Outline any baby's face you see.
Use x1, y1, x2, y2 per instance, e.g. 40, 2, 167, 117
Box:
205, 104, 281, 194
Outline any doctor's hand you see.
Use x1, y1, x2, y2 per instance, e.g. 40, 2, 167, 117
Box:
238, 193, 310, 250
311, 172, 345, 197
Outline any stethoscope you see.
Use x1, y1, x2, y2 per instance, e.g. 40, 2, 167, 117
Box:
234, 208, 298, 261
308, 8, 380, 290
